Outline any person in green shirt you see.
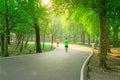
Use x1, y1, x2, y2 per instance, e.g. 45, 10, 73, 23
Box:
64, 38, 69, 52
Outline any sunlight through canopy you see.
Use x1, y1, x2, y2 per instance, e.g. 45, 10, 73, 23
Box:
42, 0, 51, 6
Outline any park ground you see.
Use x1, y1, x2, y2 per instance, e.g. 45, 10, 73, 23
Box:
1, 43, 120, 80
88, 48, 120, 80
0, 43, 90, 80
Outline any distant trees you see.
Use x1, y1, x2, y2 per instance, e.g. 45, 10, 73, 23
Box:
18, 0, 49, 53
0, 0, 18, 56
0, 0, 49, 56
52, 0, 120, 69
0, 0, 120, 69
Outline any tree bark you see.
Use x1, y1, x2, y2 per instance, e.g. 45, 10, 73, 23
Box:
0, 34, 4, 56
4, 33, 9, 57
51, 34, 54, 49
20, 37, 24, 52
35, 26, 42, 53
99, 0, 107, 69
113, 25, 119, 47
15, 34, 22, 49
88, 34, 90, 45
106, 18, 111, 53
8, 30, 10, 45
24, 36, 30, 48
43, 23, 48, 50
81, 31, 85, 44
4, 0, 9, 57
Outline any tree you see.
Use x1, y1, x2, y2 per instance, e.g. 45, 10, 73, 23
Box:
0, 0, 26, 56
52, 0, 108, 69
18, 0, 48, 53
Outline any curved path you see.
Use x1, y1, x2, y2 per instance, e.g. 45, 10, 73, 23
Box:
0, 44, 91, 80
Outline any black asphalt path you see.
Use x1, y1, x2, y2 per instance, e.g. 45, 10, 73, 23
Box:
0, 44, 91, 80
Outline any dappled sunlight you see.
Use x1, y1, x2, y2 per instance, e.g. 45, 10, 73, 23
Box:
41, 0, 51, 7
109, 48, 120, 58
42, 0, 50, 5
69, 44, 91, 52
111, 48, 120, 54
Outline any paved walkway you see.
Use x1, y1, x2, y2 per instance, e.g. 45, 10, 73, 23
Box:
0, 44, 91, 80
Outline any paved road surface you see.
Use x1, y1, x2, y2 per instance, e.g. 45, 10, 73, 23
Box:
0, 44, 91, 80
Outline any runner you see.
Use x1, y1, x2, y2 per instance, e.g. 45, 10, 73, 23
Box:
64, 38, 69, 52
56, 38, 60, 47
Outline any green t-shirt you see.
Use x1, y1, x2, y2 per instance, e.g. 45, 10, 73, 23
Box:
64, 40, 69, 46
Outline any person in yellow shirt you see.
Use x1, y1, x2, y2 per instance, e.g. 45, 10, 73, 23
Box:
56, 38, 60, 47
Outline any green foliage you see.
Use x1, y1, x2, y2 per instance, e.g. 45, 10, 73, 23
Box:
27, 43, 51, 51
52, 0, 100, 37
0, 0, 120, 57
12, 43, 51, 56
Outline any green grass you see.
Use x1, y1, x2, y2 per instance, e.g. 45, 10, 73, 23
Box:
17, 43, 51, 55
41, 44, 51, 51
0, 43, 52, 57
27, 43, 51, 51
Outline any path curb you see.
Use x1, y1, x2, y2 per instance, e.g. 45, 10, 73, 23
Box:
80, 48, 93, 80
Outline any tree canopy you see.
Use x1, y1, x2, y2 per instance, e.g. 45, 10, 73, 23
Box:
0, 0, 120, 69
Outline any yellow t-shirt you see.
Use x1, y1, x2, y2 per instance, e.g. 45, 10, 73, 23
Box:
56, 39, 60, 43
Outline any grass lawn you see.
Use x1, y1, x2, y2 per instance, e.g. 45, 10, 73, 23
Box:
27, 43, 51, 51
0, 43, 52, 57
16, 43, 52, 55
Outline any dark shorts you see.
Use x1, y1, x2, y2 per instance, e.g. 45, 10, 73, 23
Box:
65, 46, 68, 48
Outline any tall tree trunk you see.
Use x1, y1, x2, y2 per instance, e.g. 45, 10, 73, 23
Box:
15, 34, 22, 49
106, 18, 111, 53
4, 0, 9, 57
99, 0, 107, 69
51, 34, 54, 49
4, 33, 9, 57
24, 36, 30, 48
1, 34, 4, 56
42, 24, 47, 50
20, 37, 24, 52
34, 18, 42, 53
8, 30, 10, 45
113, 25, 119, 47
88, 34, 90, 45
81, 31, 85, 44
35, 26, 42, 53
